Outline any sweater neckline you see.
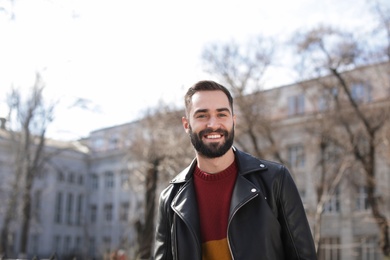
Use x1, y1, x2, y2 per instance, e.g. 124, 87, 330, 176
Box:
194, 160, 237, 181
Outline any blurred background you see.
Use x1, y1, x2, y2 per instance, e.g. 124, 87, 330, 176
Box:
0, 0, 389, 259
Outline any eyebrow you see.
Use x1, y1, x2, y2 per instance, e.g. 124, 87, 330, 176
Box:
193, 107, 232, 115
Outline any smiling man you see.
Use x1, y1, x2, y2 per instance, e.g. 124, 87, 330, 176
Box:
154, 80, 317, 260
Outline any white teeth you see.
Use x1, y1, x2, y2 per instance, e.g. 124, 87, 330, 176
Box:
206, 135, 221, 139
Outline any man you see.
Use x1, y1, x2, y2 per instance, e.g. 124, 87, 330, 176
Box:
154, 80, 317, 260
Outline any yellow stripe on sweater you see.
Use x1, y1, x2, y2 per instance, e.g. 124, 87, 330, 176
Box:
202, 238, 232, 260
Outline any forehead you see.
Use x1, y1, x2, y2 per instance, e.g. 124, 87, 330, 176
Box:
190, 90, 231, 114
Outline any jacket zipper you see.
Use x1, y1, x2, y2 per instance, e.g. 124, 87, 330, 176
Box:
227, 193, 259, 260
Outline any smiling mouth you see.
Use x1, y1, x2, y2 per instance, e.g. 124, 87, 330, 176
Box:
204, 134, 223, 139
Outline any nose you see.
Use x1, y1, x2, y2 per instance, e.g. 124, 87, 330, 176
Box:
206, 116, 220, 129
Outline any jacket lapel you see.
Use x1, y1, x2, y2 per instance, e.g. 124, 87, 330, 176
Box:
229, 175, 260, 217
171, 179, 201, 242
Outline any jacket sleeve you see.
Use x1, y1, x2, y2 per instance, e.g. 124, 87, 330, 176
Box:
278, 166, 317, 260
153, 186, 174, 260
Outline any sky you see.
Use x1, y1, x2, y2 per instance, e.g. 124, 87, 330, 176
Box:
0, 0, 383, 140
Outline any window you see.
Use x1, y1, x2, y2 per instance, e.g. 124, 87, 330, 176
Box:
55, 192, 63, 224
318, 87, 338, 111
76, 194, 84, 225
64, 236, 71, 252
66, 193, 74, 225
78, 175, 84, 185
322, 144, 342, 164
104, 171, 114, 189
323, 188, 340, 214
54, 235, 62, 254
121, 170, 130, 189
355, 186, 370, 212
288, 94, 305, 116
57, 171, 65, 182
287, 144, 305, 168
68, 172, 75, 183
108, 135, 119, 150
33, 189, 42, 222
319, 237, 341, 260
354, 236, 380, 260
92, 138, 105, 151
103, 236, 112, 253
30, 234, 39, 255
318, 96, 328, 112
351, 83, 371, 103
90, 205, 97, 223
90, 174, 99, 190
89, 237, 96, 257
75, 236, 82, 252
104, 203, 113, 222
119, 202, 130, 222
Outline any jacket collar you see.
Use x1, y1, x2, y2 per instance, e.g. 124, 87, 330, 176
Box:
170, 147, 268, 184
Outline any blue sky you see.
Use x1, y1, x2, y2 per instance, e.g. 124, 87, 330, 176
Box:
0, 0, 383, 140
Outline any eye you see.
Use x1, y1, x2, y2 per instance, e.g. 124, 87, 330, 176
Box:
218, 113, 228, 117
196, 114, 207, 119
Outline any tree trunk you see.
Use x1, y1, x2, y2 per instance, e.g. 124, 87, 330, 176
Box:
0, 188, 19, 257
366, 144, 390, 256
137, 159, 159, 259
19, 170, 33, 256
0, 147, 25, 257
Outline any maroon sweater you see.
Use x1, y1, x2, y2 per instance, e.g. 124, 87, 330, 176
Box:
194, 160, 238, 260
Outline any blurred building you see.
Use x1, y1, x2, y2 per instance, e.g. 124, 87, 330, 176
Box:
0, 61, 389, 260
253, 61, 390, 260
0, 122, 143, 260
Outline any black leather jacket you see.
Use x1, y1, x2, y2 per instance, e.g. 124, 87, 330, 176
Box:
154, 148, 317, 260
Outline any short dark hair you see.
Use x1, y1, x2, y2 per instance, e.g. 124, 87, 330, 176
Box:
184, 80, 234, 116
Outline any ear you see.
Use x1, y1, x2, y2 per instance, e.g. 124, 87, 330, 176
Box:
182, 116, 190, 134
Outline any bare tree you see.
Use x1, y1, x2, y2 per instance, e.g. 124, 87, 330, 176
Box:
201, 36, 287, 165
128, 103, 193, 259
0, 73, 55, 258
303, 111, 357, 253
293, 22, 390, 257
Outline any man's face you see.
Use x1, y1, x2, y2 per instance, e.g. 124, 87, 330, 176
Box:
182, 90, 236, 158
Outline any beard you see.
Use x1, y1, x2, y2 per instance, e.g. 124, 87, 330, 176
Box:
188, 124, 234, 158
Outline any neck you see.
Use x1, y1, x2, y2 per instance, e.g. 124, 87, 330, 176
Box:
196, 147, 235, 174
